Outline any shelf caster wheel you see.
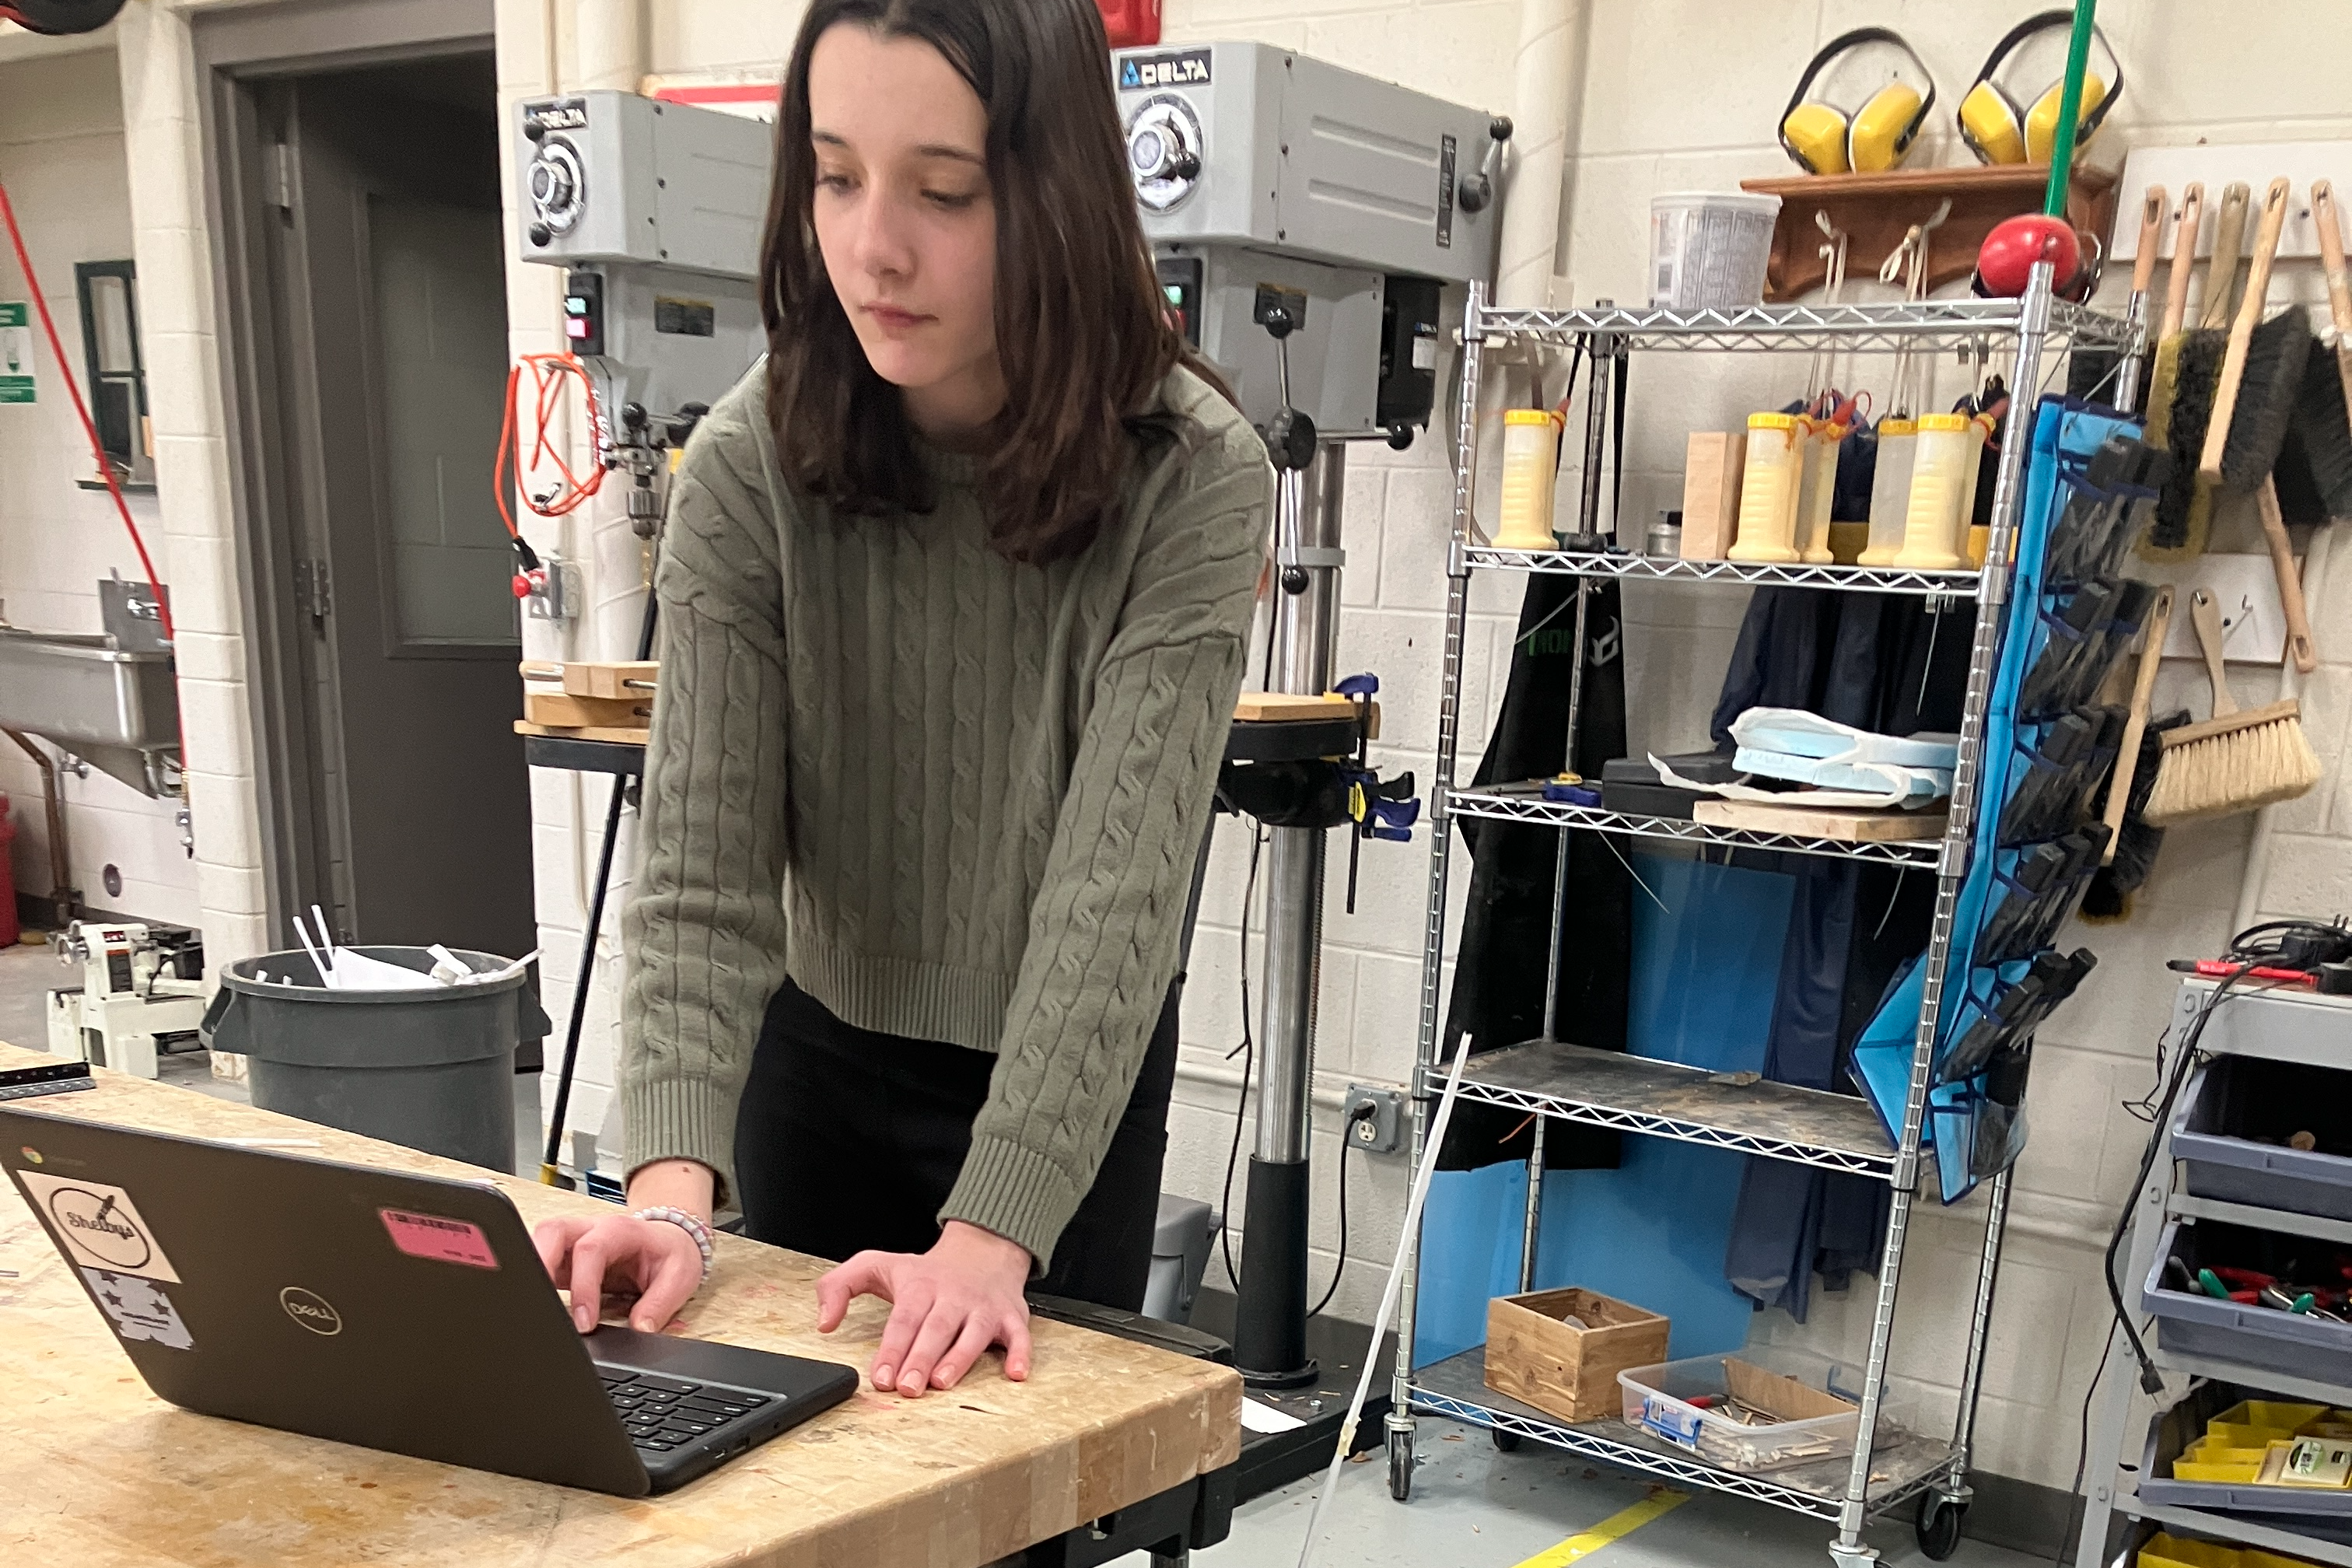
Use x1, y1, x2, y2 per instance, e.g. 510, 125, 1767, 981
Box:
1915, 1493, 1965, 1562
1492, 1430, 1522, 1452
1388, 1430, 1413, 1501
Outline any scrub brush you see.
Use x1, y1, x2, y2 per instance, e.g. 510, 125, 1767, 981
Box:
2079, 713, 2187, 922
2143, 183, 2246, 560
2081, 586, 2174, 924
2144, 589, 2322, 826
2292, 180, 2352, 518
2141, 182, 2203, 444
2200, 179, 2308, 493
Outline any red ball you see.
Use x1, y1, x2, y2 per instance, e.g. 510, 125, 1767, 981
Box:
1976, 215, 2081, 299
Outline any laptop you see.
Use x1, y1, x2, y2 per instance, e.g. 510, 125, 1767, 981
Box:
0, 1108, 857, 1496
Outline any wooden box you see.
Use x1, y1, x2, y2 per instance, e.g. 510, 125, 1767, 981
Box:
1679, 431, 1745, 562
1484, 1288, 1671, 1423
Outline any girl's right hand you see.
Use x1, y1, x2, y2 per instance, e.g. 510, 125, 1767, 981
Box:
533, 1213, 707, 1333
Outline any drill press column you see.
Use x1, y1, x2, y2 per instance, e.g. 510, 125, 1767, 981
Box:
1234, 443, 1345, 1388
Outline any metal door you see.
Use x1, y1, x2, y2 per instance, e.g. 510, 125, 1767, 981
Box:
262, 62, 534, 956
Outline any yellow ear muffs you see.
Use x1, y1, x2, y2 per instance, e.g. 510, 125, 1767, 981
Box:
1962, 12, 2123, 166
1782, 101, 1854, 176
1958, 79, 2027, 166
1849, 81, 1926, 173
2026, 70, 2109, 163
1779, 27, 1935, 176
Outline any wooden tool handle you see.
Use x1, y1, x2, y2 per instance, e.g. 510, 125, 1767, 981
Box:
2163, 184, 2204, 338
2314, 181, 2352, 443
2200, 178, 2294, 483
2130, 186, 2166, 299
2201, 182, 2251, 331
2258, 478, 2318, 672
2101, 584, 2175, 863
2190, 588, 2238, 719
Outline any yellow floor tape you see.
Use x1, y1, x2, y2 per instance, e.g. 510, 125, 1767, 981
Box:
1510, 1489, 1690, 1568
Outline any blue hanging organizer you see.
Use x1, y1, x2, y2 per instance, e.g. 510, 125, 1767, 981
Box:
1849, 395, 2161, 1203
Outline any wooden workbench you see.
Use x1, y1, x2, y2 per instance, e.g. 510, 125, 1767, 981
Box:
0, 1041, 1241, 1566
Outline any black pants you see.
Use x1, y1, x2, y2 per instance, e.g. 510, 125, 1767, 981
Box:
733, 976, 1180, 1311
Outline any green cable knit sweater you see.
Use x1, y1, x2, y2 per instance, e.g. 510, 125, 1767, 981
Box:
620, 362, 1272, 1269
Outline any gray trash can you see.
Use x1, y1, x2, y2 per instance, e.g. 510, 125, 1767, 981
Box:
200, 947, 551, 1174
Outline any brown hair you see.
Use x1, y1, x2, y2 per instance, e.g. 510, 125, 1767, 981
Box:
761, 0, 1188, 564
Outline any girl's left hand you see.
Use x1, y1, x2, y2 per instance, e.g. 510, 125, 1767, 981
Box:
814, 1220, 1033, 1395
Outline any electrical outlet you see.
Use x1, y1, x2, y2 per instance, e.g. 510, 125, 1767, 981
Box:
524, 557, 581, 623
1342, 1084, 1405, 1153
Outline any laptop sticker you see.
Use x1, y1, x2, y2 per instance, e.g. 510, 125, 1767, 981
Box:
17, 1173, 180, 1282
380, 1208, 499, 1270
82, 1268, 194, 1349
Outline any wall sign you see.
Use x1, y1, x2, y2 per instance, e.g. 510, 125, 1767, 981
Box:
0, 302, 33, 404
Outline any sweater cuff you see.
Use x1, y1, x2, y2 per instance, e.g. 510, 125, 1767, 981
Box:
621, 1073, 741, 1212
939, 1135, 1086, 1276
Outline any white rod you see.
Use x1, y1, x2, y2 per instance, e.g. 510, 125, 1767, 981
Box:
1295, 1029, 1478, 1568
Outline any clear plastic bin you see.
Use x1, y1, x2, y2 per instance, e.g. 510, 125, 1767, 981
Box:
1650, 191, 1780, 310
1618, 1348, 1878, 1473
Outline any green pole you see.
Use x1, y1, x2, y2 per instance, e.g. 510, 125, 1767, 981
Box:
2043, 0, 2098, 218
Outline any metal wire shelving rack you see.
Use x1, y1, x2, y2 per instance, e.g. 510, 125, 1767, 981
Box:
1383, 280, 2140, 1566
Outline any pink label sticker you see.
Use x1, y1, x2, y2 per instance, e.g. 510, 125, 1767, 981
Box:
379, 1208, 499, 1270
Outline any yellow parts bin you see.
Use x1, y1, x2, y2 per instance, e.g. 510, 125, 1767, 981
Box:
2138, 1531, 2329, 1568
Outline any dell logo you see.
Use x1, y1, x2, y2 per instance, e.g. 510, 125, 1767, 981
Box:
279, 1286, 344, 1336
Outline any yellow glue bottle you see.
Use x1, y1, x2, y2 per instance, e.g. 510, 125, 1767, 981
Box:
1794, 420, 1845, 565
1893, 412, 1973, 570
1953, 412, 1992, 565
1494, 409, 1564, 551
1859, 418, 1914, 565
1727, 411, 1802, 564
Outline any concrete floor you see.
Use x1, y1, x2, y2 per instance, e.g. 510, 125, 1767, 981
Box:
2, 942, 2042, 1566
1173, 1431, 2043, 1568
0, 939, 248, 1103
0, 939, 51, 1052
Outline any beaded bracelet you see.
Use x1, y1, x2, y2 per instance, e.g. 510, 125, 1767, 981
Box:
632, 1205, 715, 1285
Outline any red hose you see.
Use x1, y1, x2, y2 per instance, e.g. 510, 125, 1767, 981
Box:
0, 174, 173, 639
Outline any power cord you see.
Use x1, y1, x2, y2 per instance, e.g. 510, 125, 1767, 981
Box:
1216, 821, 1265, 1292
1216, 631, 1283, 1290
1309, 1102, 1381, 1320
2051, 1334, 2116, 1567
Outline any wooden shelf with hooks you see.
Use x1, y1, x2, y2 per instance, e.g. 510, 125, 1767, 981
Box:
1740, 163, 2120, 302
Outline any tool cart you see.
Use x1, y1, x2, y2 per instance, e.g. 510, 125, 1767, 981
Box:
2077, 980, 2352, 1568
1383, 271, 2141, 1566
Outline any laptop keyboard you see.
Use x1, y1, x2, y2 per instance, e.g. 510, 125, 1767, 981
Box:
597, 1367, 769, 1454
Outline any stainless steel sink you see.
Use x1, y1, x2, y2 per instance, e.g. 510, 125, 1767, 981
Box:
0, 626, 180, 796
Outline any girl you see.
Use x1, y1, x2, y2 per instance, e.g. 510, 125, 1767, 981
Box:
534, 0, 1271, 1401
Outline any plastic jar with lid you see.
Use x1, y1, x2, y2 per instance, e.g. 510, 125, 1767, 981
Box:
1860, 418, 1915, 565
1727, 411, 1803, 564
1494, 408, 1564, 551
1895, 413, 1974, 570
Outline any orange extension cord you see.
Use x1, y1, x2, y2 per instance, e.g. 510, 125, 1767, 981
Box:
494, 351, 607, 593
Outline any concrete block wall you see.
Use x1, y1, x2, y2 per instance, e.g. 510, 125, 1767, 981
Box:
0, 44, 200, 929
